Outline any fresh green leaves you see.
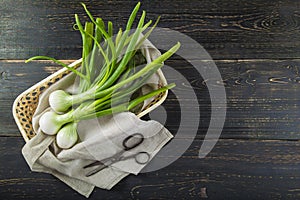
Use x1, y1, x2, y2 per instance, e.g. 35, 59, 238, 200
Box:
26, 2, 180, 149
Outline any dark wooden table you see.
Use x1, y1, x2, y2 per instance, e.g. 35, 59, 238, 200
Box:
1, 0, 300, 199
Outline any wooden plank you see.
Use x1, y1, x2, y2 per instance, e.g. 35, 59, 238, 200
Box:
0, 60, 73, 136
1, 0, 300, 59
1, 60, 300, 140
164, 59, 300, 140
0, 137, 300, 199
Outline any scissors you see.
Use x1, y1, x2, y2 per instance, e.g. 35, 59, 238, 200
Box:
83, 133, 151, 177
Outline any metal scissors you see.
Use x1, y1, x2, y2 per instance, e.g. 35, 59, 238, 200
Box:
83, 133, 150, 177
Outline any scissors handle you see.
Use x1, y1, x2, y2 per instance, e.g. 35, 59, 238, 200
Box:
135, 151, 150, 164
123, 133, 144, 150
119, 151, 150, 164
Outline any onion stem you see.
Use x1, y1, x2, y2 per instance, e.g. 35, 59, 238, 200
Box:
26, 2, 180, 149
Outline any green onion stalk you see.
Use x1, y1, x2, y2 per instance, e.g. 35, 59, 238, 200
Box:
25, 2, 180, 149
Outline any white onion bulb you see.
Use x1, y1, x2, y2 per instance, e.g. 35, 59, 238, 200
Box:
56, 122, 78, 149
49, 90, 72, 113
39, 111, 73, 135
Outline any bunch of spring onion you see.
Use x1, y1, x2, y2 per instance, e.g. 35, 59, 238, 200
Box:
25, 2, 180, 149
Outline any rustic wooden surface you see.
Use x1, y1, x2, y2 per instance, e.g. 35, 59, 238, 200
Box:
1, 0, 300, 199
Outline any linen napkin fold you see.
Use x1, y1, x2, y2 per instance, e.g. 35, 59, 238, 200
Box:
22, 112, 172, 197
21, 39, 173, 198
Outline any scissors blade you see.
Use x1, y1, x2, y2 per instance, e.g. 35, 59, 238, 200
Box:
84, 158, 116, 177
85, 164, 108, 177
83, 161, 102, 169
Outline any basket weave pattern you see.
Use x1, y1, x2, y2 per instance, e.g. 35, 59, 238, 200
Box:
14, 70, 72, 140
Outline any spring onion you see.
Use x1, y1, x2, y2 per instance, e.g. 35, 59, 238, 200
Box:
26, 2, 180, 149
56, 122, 78, 149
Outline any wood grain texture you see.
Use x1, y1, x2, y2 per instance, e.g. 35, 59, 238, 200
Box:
1, 0, 300, 199
1, 0, 300, 59
2, 60, 300, 140
1, 137, 300, 199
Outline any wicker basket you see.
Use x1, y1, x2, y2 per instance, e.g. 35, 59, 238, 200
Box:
12, 59, 168, 142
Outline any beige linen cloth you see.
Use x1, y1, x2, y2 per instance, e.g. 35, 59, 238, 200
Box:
22, 40, 173, 198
